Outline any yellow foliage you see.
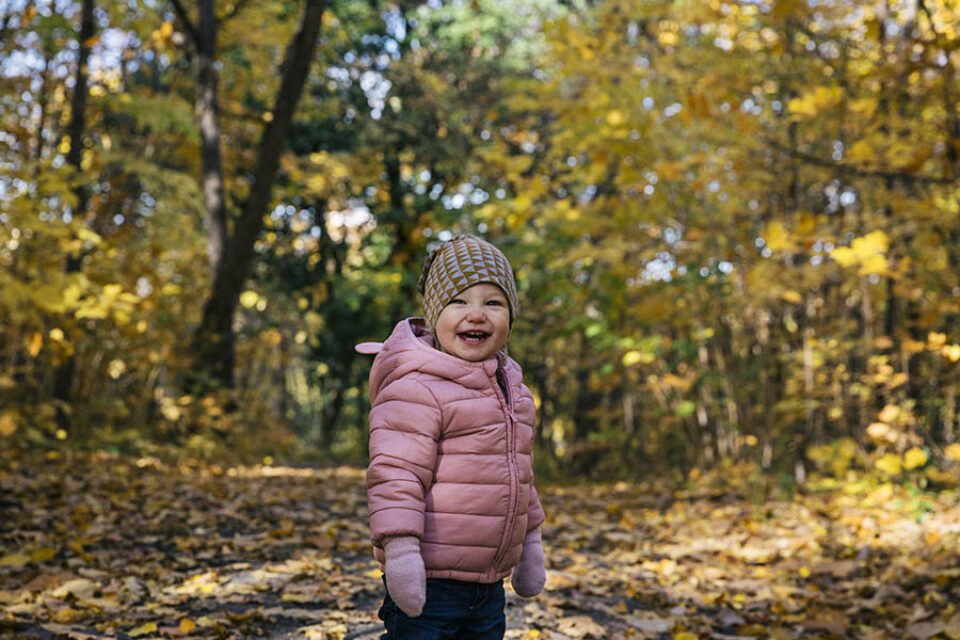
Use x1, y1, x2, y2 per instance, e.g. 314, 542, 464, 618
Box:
32, 285, 68, 313
830, 246, 858, 268
903, 447, 927, 470
927, 332, 947, 349
76, 228, 102, 245
902, 337, 926, 354
764, 221, 795, 252
940, 344, 960, 362
874, 336, 894, 350
606, 110, 625, 126
849, 97, 878, 116
830, 230, 888, 274
787, 86, 842, 118
875, 453, 902, 476
945, 443, 960, 461
878, 404, 899, 423
0, 412, 17, 437
305, 173, 327, 193
866, 422, 897, 444
25, 332, 43, 357
623, 350, 655, 366
847, 140, 875, 163
108, 359, 127, 380
659, 31, 678, 47
854, 230, 889, 254
795, 213, 818, 236
859, 253, 887, 275
663, 372, 695, 392
807, 438, 859, 476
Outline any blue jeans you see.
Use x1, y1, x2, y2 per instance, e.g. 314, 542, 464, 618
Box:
378, 577, 506, 639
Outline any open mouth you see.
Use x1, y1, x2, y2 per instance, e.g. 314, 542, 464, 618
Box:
457, 330, 490, 344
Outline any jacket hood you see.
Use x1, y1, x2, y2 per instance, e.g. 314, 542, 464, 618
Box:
362, 318, 513, 404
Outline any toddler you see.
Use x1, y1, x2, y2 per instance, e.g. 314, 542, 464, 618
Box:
356, 234, 546, 639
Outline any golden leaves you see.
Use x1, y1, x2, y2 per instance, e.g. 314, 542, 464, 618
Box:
874, 452, 902, 475
622, 350, 655, 366
830, 230, 889, 275
878, 404, 899, 424
605, 109, 626, 127
0, 411, 17, 437
128, 622, 157, 637
903, 448, 928, 470
787, 86, 843, 119
781, 290, 803, 304
240, 290, 261, 309
764, 221, 795, 252
873, 448, 928, 475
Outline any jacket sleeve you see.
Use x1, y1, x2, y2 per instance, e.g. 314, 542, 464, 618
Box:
366, 376, 442, 547
527, 480, 545, 532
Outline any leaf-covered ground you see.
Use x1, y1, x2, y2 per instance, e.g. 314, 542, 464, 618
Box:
2, 453, 960, 639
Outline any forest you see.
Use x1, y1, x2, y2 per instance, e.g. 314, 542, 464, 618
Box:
4, 0, 960, 637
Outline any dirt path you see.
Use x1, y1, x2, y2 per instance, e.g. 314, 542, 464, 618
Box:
2, 453, 960, 639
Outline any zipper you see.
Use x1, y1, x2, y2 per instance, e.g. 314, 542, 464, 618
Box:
496, 367, 511, 408
490, 365, 519, 571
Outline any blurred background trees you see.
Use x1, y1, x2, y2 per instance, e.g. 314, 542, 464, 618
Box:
4, 0, 960, 485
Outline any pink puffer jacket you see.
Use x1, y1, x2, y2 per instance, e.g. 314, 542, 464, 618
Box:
362, 318, 545, 583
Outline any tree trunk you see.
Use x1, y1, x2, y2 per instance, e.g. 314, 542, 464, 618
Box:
53, 0, 95, 431
196, 0, 228, 276
33, 54, 50, 165
192, 0, 326, 387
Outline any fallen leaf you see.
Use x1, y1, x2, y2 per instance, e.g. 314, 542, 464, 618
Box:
39, 624, 100, 640
557, 615, 606, 638
627, 615, 674, 632
51, 578, 97, 599
907, 622, 947, 639
128, 622, 158, 637
0, 552, 31, 567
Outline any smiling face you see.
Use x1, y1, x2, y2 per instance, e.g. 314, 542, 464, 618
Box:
432, 283, 511, 362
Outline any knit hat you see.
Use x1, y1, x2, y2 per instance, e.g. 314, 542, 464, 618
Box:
417, 234, 518, 329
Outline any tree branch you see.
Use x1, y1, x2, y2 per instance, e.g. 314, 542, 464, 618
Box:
168, 0, 201, 50
195, 0, 326, 385
219, 0, 256, 24
762, 135, 954, 185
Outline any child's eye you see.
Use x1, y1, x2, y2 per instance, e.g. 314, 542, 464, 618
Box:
449, 298, 466, 305
486, 300, 504, 306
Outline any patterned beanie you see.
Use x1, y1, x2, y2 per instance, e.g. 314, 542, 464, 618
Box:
417, 234, 518, 329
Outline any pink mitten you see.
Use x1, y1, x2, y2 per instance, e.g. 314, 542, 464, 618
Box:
383, 536, 426, 617
511, 526, 546, 597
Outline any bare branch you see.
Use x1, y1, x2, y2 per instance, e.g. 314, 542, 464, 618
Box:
219, 0, 256, 24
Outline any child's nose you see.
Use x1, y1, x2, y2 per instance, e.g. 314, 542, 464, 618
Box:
466, 306, 485, 321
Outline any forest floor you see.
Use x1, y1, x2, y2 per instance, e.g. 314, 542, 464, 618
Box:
2, 452, 960, 640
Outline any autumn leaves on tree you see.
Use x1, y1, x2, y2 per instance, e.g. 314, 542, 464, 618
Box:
1, 0, 960, 484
